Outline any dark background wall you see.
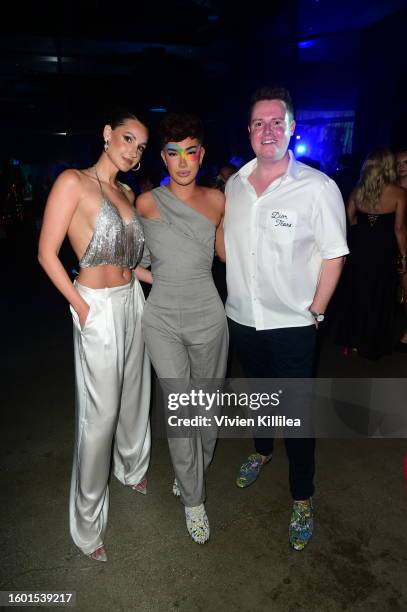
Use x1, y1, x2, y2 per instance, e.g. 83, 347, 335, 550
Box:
0, 0, 406, 176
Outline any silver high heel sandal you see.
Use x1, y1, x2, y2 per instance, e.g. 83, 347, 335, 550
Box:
131, 477, 147, 495
88, 545, 108, 562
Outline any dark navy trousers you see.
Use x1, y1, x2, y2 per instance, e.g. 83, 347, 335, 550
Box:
228, 318, 316, 500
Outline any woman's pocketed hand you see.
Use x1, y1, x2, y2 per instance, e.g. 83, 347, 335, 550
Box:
77, 301, 90, 330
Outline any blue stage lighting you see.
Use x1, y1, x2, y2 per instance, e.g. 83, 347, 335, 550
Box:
150, 107, 167, 113
296, 144, 307, 155
296, 135, 301, 140
229, 156, 244, 168
297, 40, 316, 49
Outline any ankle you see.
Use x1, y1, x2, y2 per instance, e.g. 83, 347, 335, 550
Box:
293, 498, 312, 507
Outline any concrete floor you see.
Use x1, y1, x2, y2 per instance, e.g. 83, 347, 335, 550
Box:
1, 243, 407, 612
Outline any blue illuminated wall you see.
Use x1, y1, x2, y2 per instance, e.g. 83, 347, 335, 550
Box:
293, 110, 354, 174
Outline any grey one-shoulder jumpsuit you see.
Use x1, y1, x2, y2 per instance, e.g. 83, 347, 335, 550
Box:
140, 186, 229, 507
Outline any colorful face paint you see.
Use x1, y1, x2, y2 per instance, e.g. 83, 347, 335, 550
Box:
164, 143, 201, 161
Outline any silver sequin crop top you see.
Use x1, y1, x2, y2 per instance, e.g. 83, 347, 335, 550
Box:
79, 172, 144, 269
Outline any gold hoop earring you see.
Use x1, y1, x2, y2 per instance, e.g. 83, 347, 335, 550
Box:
131, 161, 141, 173
104, 140, 109, 152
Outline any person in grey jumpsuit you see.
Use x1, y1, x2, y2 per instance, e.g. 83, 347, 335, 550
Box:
136, 113, 228, 544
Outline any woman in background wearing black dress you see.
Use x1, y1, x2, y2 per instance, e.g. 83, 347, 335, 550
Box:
337, 149, 406, 359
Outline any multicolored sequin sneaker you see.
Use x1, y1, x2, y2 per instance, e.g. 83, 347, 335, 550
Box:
289, 498, 314, 551
185, 504, 210, 544
235, 452, 272, 488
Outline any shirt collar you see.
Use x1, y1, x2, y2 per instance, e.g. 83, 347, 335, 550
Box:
286, 149, 301, 179
235, 149, 301, 183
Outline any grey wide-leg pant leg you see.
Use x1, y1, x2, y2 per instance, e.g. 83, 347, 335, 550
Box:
142, 322, 228, 507
69, 279, 151, 555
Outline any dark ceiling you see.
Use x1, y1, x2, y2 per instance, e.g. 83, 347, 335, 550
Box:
1, 0, 406, 161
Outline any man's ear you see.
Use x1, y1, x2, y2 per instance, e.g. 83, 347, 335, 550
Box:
199, 146, 205, 164
160, 150, 168, 167
290, 119, 296, 136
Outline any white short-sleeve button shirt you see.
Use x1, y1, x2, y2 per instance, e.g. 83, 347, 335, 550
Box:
224, 151, 349, 330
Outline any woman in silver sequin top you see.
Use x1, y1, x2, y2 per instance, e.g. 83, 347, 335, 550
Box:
38, 110, 152, 563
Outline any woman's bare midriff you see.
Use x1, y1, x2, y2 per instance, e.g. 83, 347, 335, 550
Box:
77, 265, 133, 289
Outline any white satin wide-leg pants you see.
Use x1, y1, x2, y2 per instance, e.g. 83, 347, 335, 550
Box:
69, 278, 151, 555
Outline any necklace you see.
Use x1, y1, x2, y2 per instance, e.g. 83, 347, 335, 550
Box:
93, 165, 121, 193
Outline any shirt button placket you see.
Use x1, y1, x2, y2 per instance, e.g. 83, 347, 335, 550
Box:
252, 200, 260, 324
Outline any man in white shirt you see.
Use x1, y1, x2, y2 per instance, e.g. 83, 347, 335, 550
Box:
224, 86, 349, 551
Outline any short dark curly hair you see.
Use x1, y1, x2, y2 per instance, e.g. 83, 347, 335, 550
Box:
159, 113, 204, 147
249, 86, 294, 122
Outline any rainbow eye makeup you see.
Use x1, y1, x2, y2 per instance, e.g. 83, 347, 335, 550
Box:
164, 143, 201, 160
